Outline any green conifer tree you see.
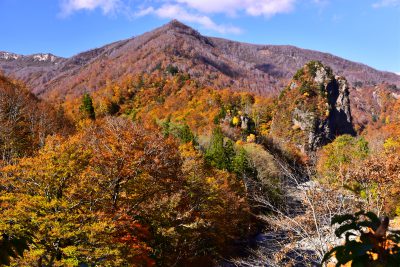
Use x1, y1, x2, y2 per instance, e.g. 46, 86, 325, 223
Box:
79, 93, 95, 120
177, 123, 196, 144
206, 127, 230, 170
232, 147, 251, 176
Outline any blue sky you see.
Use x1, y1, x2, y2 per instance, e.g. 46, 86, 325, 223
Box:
0, 0, 399, 73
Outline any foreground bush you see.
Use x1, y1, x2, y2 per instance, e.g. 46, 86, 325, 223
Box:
322, 211, 400, 266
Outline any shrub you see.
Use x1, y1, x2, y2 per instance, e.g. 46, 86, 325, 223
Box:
322, 211, 400, 266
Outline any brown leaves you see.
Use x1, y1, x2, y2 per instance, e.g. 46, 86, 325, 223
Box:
0, 74, 72, 165
351, 149, 400, 215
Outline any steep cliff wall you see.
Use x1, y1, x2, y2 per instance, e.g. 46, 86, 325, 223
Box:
270, 61, 355, 156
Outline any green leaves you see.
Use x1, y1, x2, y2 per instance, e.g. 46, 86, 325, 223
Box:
79, 93, 96, 120
205, 127, 232, 170
317, 135, 369, 187
322, 211, 400, 266
335, 222, 358, 238
162, 119, 196, 144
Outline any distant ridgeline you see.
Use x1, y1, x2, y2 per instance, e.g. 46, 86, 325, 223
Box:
1, 20, 399, 99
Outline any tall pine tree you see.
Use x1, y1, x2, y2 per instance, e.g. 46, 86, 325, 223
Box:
205, 127, 233, 170
79, 93, 95, 120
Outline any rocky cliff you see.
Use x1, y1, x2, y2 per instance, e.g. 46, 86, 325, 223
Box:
270, 61, 355, 156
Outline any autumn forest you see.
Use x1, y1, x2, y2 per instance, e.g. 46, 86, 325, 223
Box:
1, 21, 400, 267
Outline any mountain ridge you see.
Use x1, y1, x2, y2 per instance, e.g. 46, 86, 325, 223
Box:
1, 20, 399, 99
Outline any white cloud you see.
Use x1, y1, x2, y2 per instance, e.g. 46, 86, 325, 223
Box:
372, 0, 400, 8
134, 7, 154, 17
132, 0, 299, 34
136, 4, 242, 34
175, 0, 296, 17
60, 0, 121, 16
59, 0, 300, 34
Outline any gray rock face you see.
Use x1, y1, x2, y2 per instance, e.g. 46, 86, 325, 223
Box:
271, 62, 355, 155
240, 115, 250, 130
334, 76, 353, 128
314, 66, 330, 84
311, 66, 354, 151
292, 107, 332, 152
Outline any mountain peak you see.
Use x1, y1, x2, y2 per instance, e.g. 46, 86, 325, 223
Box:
31, 53, 58, 62
156, 19, 203, 37
0, 51, 21, 61
168, 19, 186, 26
166, 19, 192, 30
148, 19, 214, 47
0, 51, 63, 63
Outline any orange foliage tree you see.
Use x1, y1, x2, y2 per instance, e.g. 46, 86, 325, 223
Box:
1, 116, 252, 266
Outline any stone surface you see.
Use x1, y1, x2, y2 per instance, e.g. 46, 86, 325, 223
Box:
270, 61, 355, 155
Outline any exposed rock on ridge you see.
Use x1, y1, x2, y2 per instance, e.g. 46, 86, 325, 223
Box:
270, 61, 355, 156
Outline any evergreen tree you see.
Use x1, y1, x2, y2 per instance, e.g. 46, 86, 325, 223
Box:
161, 117, 196, 144
79, 93, 95, 120
224, 139, 236, 171
165, 65, 179, 76
205, 127, 230, 170
161, 115, 172, 137
232, 147, 250, 176
176, 123, 196, 144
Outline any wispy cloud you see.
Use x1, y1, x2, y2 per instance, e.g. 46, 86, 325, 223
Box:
174, 0, 296, 17
136, 4, 242, 34
60, 0, 122, 16
372, 0, 400, 8
59, 0, 299, 34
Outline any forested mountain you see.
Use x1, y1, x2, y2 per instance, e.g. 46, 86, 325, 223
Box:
1, 20, 399, 99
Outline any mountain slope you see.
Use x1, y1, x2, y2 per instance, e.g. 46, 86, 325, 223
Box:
0, 73, 71, 164
0, 52, 64, 91
1, 20, 399, 99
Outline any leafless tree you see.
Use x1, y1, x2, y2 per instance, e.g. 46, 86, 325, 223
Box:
230, 150, 361, 267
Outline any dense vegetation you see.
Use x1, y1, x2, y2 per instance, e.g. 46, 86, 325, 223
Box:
0, 72, 275, 266
1, 60, 400, 266
0, 75, 70, 165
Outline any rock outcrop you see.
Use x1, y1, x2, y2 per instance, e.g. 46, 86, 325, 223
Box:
270, 61, 355, 156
